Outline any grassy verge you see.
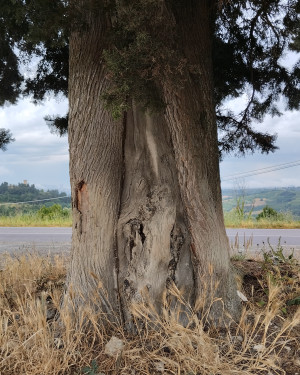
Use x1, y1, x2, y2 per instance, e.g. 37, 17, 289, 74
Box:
224, 212, 300, 229
0, 214, 72, 227
2, 215, 300, 228
1, 203, 300, 228
0, 250, 299, 374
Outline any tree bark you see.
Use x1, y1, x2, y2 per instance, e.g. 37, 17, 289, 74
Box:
116, 103, 194, 328
67, 13, 124, 315
162, 0, 240, 320
66, 1, 240, 325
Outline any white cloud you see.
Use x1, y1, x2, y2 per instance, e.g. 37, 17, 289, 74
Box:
0, 97, 69, 191
1, 93, 299, 192
219, 95, 300, 188
220, 112, 300, 189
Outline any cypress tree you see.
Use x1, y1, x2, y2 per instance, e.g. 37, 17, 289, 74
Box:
1, 0, 299, 324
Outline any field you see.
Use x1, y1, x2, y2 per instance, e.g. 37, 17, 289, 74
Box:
0, 204, 72, 227
2, 184, 300, 229
223, 187, 300, 228
224, 211, 300, 229
0, 249, 299, 375
222, 187, 300, 218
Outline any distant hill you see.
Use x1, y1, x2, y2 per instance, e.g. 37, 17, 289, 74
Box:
0, 182, 71, 216
222, 187, 300, 218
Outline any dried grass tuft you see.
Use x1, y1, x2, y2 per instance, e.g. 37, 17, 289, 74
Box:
0, 252, 299, 375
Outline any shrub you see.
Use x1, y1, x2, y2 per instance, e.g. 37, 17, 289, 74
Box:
256, 205, 279, 220
37, 204, 70, 220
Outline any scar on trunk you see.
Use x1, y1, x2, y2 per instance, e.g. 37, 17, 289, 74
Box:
74, 180, 88, 212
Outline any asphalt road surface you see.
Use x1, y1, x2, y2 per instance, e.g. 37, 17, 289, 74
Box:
0, 227, 300, 258
0, 227, 72, 255
226, 228, 300, 259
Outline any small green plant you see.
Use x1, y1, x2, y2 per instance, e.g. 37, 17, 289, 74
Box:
235, 196, 254, 221
81, 360, 99, 375
261, 238, 295, 265
257, 300, 266, 307
286, 296, 300, 305
231, 253, 246, 261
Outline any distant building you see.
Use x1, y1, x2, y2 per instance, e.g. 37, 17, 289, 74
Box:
23, 180, 28, 185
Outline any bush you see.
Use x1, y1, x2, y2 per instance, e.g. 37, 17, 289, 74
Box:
37, 204, 70, 220
256, 205, 279, 220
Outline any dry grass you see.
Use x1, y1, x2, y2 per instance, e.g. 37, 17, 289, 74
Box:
0, 215, 72, 227
0, 252, 299, 375
224, 212, 300, 229
1, 213, 299, 229
225, 219, 300, 229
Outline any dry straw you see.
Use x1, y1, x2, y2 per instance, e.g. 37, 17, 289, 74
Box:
0, 251, 299, 374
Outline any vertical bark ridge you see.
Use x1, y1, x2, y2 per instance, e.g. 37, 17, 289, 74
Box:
162, 1, 240, 320
67, 13, 124, 315
117, 103, 194, 327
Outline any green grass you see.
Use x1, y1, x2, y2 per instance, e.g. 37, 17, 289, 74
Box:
0, 213, 72, 227
1, 212, 300, 228
224, 211, 300, 228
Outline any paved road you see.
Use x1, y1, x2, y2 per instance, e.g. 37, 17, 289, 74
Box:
0, 227, 72, 254
0, 227, 299, 258
226, 228, 300, 259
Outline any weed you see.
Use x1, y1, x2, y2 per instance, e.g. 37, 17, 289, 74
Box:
81, 360, 99, 375
261, 238, 296, 265
231, 253, 246, 261
286, 296, 300, 305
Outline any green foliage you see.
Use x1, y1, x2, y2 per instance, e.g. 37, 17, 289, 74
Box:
223, 187, 300, 219
102, 0, 186, 117
37, 204, 69, 220
81, 360, 99, 375
0, 0, 299, 154
0, 182, 70, 216
286, 296, 300, 305
215, 0, 300, 155
261, 239, 296, 265
0, 211, 72, 226
256, 205, 279, 221
0, 129, 15, 151
234, 196, 254, 221
0, 0, 69, 139
45, 114, 68, 136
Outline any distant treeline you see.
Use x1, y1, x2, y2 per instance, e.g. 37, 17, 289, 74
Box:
222, 186, 300, 218
0, 182, 71, 216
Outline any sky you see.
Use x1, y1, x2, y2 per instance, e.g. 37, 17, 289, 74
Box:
0, 94, 299, 193
0, 97, 70, 192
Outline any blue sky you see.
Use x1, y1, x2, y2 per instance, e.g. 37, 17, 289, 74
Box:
0, 95, 299, 193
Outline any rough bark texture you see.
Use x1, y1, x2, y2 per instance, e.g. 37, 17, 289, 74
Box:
67, 13, 124, 314
162, 0, 240, 320
117, 103, 194, 327
66, 1, 240, 325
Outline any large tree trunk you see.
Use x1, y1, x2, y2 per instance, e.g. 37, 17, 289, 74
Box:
162, 0, 240, 320
67, 12, 124, 315
66, 2, 240, 325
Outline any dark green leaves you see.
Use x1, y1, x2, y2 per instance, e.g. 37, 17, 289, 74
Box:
0, 129, 15, 151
